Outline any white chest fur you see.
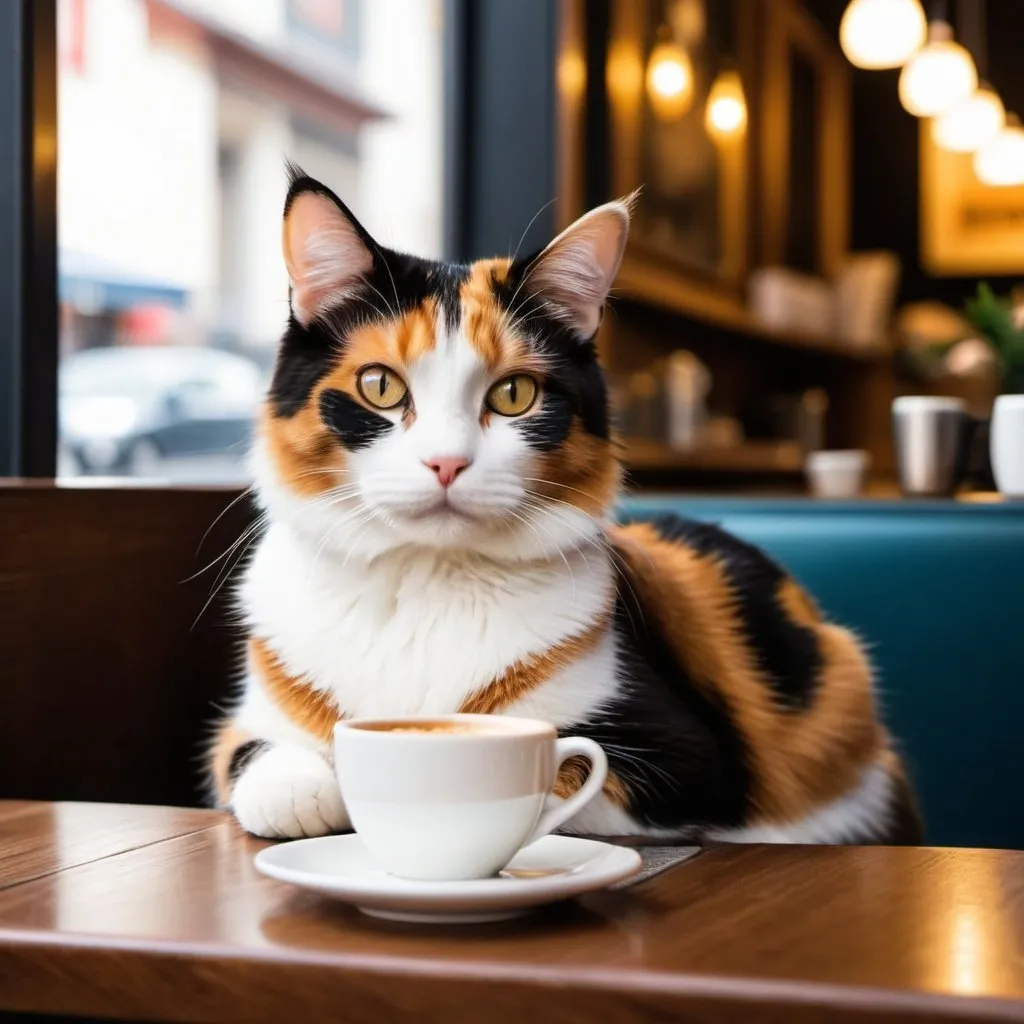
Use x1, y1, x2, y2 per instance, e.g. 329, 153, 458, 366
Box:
241, 523, 617, 721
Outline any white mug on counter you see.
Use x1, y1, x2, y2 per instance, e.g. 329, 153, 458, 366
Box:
805, 449, 869, 498
991, 394, 1024, 498
892, 396, 969, 498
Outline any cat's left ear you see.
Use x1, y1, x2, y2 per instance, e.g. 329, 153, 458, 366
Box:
282, 167, 376, 327
524, 197, 634, 338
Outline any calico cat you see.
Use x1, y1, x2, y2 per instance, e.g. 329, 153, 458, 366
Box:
208, 167, 921, 845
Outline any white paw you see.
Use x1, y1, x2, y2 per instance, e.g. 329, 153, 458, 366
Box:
231, 745, 348, 839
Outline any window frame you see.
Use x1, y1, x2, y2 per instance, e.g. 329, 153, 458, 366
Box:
0, 0, 58, 477
1, 0, 560, 478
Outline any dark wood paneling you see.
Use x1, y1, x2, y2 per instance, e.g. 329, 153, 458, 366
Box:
0, 484, 252, 807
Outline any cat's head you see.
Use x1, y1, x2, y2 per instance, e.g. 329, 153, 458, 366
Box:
254, 167, 631, 562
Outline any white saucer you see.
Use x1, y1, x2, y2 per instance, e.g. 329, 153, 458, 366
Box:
254, 833, 642, 924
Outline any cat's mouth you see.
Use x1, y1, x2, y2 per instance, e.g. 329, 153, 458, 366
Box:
400, 497, 480, 524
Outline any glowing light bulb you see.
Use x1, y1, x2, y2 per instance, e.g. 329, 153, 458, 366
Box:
645, 39, 694, 121
899, 21, 977, 117
933, 85, 1005, 153
840, 0, 927, 69
974, 117, 1024, 187
705, 68, 747, 139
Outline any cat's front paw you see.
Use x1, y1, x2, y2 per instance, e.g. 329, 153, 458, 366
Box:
230, 745, 348, 839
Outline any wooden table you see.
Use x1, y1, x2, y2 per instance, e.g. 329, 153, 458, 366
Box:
0, 802, 1022, 1022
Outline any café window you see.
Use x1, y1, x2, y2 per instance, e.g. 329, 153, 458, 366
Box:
56, 0, 444, 482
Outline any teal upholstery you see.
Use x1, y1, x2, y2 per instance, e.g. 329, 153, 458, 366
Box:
618, 497, 1024, 851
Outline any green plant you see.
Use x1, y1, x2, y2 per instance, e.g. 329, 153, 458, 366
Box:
964, 283, 1024, 393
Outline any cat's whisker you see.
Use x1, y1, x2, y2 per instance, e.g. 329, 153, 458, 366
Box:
522, 476, 610, 507
185, 510, 263, 583
511, 506, 579, 603
191, 518, 268, 630
508, 197, 556, 267
518, 497, 598, 572
193, 485, 256, 559
308, 504, 377, 577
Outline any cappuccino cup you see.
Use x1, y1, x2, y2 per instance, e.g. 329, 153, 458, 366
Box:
333, 715, 608, 881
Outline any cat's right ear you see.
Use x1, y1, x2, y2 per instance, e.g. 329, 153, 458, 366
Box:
282, 168, 375, 327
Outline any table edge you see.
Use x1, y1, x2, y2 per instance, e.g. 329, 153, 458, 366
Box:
2, 929, 1023, 1023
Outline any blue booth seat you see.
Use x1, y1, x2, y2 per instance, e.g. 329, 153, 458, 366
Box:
619, 497, 1024, 851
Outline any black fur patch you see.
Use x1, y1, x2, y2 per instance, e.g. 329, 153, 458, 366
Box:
565, 557, 753, 831
320, 389, 393, 450
430, 261, 471, 331
228, 739, 271, 785
491, 265, 611, 444
269, 317, 340, 418
519, 386, 573, 450
642, 514, 823, 710
878, 768, 925, 844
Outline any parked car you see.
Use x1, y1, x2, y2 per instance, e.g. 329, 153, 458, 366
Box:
59, 346, 265, 476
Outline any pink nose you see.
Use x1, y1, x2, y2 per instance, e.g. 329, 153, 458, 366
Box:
424, 456, 470, 488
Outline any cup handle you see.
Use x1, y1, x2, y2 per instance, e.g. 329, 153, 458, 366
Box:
525, 736, 608, 846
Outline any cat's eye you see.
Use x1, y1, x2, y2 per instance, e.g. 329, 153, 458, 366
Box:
356, 365, 408, 410
486, 375, 538, 417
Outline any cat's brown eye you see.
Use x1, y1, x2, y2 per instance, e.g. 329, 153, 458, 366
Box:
486, 374, 539, 417
357, 365, 408, 410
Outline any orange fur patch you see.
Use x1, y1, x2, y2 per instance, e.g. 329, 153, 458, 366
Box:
257, 403, 343, 498
460, 260, 534, 372
458, 611, 613, 715
250, 613, 613, 747
531, 422, 620, 518
553, 756, 630, 808
460, 258, 511, 367
778, 577, 822, 627
208, 722, 254, 806
610, 523, 882, 825
250, 637, 342, 744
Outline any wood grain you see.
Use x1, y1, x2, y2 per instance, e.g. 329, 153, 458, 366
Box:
0, 801, 217, 890
0, 483, 251, 807
0, 803, 1022, 1022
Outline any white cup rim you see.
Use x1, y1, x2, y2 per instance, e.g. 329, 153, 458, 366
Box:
892, 396, 966, 413
806, 449, 869, 467
335, 714, 556, 741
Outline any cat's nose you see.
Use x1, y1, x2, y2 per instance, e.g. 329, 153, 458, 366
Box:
423, 456, 471, 488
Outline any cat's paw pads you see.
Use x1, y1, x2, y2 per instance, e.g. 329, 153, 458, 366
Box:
231, 745, 347, 839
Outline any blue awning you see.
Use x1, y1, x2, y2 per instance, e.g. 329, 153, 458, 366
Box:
59, 249, 189, 311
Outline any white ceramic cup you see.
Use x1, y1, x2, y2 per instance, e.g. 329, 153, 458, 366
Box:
805, 449, 870, 498
991, 394, 1024, 498
333, 715, 608, 881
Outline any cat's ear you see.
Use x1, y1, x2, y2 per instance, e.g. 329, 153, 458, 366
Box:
524, 196, 634, 338
282, 166, 375, 327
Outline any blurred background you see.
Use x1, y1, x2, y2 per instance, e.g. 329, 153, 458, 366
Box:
49, 0, 1024, 495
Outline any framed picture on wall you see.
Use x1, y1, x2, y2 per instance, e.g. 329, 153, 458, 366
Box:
759, 0, 850, 280
600, 0, 757, 316
555, 0, 851, 322
921, 122, 1024, 276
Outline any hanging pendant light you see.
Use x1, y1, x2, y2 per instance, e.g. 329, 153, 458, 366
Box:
899, 20, 977, 117
933, 83, 1005, 152
974, 115, 1024, 187
646, 25, 694, 121
705, 67, 747, 139
840, 0, 927, 69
